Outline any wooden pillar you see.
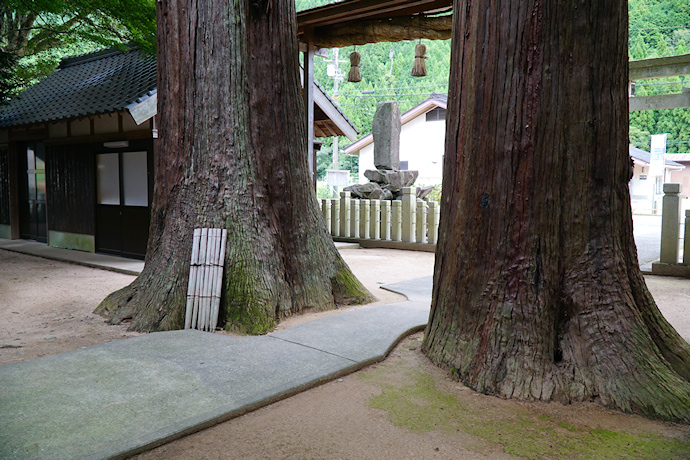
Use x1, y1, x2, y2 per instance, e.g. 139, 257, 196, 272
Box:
8, 142, 20, 239
302, 31, 316, 190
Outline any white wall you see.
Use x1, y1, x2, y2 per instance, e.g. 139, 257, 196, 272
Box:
629, 162, 680, 214
358, 111, 446, 185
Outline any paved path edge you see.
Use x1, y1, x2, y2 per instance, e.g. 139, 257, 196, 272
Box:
100, 323, 427, 460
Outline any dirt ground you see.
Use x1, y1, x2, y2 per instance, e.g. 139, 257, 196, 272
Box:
1, 247, 689, 459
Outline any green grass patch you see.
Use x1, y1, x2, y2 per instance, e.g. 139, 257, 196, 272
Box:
361, 368, 690, 459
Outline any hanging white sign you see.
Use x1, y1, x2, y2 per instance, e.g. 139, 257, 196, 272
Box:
649, 133, 667, 178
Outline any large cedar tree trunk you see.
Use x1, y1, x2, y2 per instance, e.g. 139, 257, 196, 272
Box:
423, 0, 690, 422
96, 0, 372, 334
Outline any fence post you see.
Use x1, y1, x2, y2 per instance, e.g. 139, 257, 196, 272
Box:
391, 201, 402, 242
350, 199, 360, 239
428, 201, 440, 244
360, 199, 370, 240
331, 199, 340, 237
401, 187, 416, 243
683, 209, 690, 265
660, 183, 681, 264
416, 200, 427, 244
339, 191, 350, 238
369, 200, 381, 240
380, 200, 391, 241
322, 199, 331, 233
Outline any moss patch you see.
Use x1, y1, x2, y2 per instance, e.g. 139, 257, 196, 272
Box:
360, 352, 690, 459
330, 262, 375, 306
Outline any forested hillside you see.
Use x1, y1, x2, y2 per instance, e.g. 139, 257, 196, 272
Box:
298, 0, 690, 174
629, 0, 690, 152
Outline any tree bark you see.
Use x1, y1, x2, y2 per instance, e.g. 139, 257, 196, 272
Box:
96, 0, 372, 334
423, 0, 690, 423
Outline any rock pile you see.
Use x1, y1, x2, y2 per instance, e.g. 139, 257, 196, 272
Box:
344, 170, 435, 201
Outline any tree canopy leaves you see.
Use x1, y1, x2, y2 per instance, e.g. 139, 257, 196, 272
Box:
1, 0, 156, 99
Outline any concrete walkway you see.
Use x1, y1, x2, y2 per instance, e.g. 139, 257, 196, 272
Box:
0, 239, 145, 275
0, 272, 431, 460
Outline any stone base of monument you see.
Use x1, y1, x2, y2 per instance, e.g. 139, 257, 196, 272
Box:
344, 169, 436, 201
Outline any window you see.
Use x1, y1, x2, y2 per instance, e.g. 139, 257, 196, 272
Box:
97, 151, 149, 206
425, 108, 446, 122
97, 153, 120, 205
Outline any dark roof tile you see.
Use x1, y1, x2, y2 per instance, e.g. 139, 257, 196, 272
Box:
0, 47, 156, 128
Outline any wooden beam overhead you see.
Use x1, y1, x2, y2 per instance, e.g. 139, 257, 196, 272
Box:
297, 0, 452, 36
629, 88, 690, 111
629, 53, 690, 81
312, 15, 451, 48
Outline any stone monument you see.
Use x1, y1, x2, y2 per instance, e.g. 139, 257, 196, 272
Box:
372, 102, 401, 170
344, 101, 436, 201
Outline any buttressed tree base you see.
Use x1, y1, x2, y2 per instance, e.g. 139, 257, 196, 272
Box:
96, 0, 372, 334
423, 0, 690, 423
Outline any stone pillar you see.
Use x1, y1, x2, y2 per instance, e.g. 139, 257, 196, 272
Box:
372, 101, 401, 170
350, 199, 360, 239
339, 191, 350, 238
380, 201, 391, 241
427, 201, 440, 244
416, 200, 427, 244
660, 183, 681, 264
391, 201, 402, 242
370, 200, 381, 240
322, 199, 331, 233
683, 209, 690, 265
401, 187, 416, 243
331, 199, 340, 237
359, 199, 370, 239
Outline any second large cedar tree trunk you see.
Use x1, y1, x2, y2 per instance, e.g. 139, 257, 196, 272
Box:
423, 0, 690, 422
96, 0, 372, 334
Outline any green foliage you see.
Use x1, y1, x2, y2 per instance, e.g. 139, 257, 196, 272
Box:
423, 185, 442, 203
629, 0, 690, 59
315, 139, 360, 181
296, 0, 336, 11
1, 0, 156, 96
628, 0, 690, 153
305, 1, 690, 159
5, 0, 688, 152
314, 40, 451, 136
0, 50, 17, 102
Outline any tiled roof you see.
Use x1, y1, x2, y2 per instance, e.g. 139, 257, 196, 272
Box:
0, 46, 156, 128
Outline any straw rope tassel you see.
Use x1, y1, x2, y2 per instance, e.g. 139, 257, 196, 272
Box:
411, 43, 427, 77
348, 51, 361, 83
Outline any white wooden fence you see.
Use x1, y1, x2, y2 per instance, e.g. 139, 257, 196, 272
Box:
319, 186, 440, 246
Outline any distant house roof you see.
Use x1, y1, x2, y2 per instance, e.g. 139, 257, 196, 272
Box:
0, 46, 156, 128
343, 93, 447, 155
0, 46, 358, 140
630, 145, 685, 168
665, 153, 690, 162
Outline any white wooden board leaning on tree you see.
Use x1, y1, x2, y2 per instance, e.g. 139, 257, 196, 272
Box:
185, 228, 227, 332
